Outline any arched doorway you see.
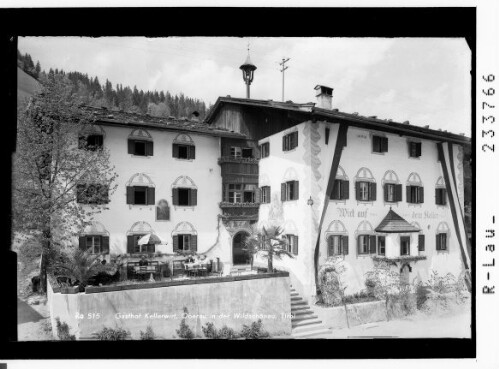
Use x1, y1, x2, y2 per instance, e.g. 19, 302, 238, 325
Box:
400, 264, 411, 285
232, 231, 250, 265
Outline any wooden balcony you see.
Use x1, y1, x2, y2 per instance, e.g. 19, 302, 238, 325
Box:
219, 202, 260, 221
219, 157, 259, 183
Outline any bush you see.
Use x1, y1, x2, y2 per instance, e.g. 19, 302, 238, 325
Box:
240, 319, 270, 339
93, 327, 130, 340
318, 257, 347, 306
140, 326, 155, 340
421, 270, 456, 313
415, 282, 430, 310
55, 318, 76, 340
176, 307, 195, 339
202, 322, 238, 339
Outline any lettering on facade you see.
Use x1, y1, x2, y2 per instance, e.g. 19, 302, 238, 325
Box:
357, 134, 368, 139
411, 211, 440, 220
337, 208, 370, 218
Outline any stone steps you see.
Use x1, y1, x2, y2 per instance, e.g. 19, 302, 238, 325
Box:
289, 285, 330, 339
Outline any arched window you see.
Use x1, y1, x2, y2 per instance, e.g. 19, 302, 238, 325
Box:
283, 220, 299, 255
406, 172, 424, 204
436, 222, 450, 251
331, 166, 349, 201
126, 173, 155, 206
78, 221, 109, 254
355, 167, 376, 202
355, 220, 376, 255
128, 128, 153, 157
435, 176, 447, 206
382, 170, 402, 203
325, 220, 349, 256
126, 221, 155, 254
172, 176, 197, 207
172, 222, 198, 252
78, 125, 105, 151
156, 199, 170, 221
172, 133, 196, 160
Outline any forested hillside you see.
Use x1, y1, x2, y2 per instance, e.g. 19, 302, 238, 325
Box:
17, 50, 208, 119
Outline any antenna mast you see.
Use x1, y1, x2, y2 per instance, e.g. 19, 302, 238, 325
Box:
279, 57, 290, 102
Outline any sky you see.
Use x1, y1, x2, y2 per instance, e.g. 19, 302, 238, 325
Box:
18, 37, 471, 136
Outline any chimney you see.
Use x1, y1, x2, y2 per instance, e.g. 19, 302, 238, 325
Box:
314, 85, 333, 110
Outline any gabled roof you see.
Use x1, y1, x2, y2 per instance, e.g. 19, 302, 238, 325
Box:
375, 209, 420, 233
82, 105, 247, 139
204, 96, 470, 145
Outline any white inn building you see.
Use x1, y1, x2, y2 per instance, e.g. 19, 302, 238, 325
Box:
75, 81, 471, 301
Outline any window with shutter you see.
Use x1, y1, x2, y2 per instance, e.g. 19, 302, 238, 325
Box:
400, 236, 410, 256
395, 184, 403, 201
260, 142, 269, 158
191, 235, 198, 252
102, 236, 110, 254
369, 235, 377, 253
145, 141, 154, 156
189, 145, 196, 159
173, 235, 179, 251
292, 181, 299, 200
418, 234, 425, 252
281, 183, 286, 201
341, 180, 349, 200
331, 180, 341, 200
342, 235, 349, 255
190, 189, 198, 206
126, 186, 134, 204
369, 182, 377, 201
418, 187, 424, 203
378, 236, 386, 255
147, 187, 155, 205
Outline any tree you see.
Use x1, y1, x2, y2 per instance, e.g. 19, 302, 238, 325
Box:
244, 226, 293, 273
318, 257, 350, 327
364, 260, 400, 321
13, 73, 118, 292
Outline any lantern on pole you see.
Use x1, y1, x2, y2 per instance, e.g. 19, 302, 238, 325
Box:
240, 49, 257, 99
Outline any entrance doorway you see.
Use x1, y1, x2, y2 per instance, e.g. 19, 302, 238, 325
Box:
400, 264, 411, 285
232, 231, 250, 265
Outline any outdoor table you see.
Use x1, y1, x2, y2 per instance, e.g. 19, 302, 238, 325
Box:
134, 265, 160, 281
184, 262, 210, 277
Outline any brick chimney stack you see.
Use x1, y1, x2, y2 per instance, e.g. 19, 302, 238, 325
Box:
314, 85, 333, 110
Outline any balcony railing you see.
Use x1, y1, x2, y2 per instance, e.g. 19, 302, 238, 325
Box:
218, 156, 260, 165
372, 255, 427, 263
219, 201, 260, 208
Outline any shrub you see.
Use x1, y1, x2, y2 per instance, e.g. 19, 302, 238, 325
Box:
240, 319, 270, 339
201, 322, 218, 339
318, 257, 347, 306
140, 326, 155, 340
218, 325, 238, 339
93, 327, 130, 340
55, 318, 76, 341
202, 322, 238, 339
415, 282, 430, 310
421, 270, 456, 313
176, 307, 195, 339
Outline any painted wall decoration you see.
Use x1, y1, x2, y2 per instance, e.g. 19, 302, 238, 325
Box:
127, 173, 155, 187
156, 199, 170, 221
129, 128, 152, 140
127, 221, 154, 234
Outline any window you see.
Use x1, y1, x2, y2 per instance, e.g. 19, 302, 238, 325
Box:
357, 235, 376, 255
173, 234, 198, 252
172, 144, 195, 160
378, 236, 386, 255
418, 234, 425, 252
285, 234, 299, 255
79, 134, 103, 151
436, 233, 447, 251
407, 185, 424, 204
372, 135, 388, 153
126, 186, 155, 205
281, 181, 299, 201
260, 142, 270, 158
409, 141, 422, 158
435, 188, 447, 205
224, 184, 257, 203
128, 139, 153, 156
242, 148, 253, 158
356, 181, 376, 201
126, 234, 155, 254
77, 184, 109, 204
230, 147, 242, 158
330, 179, 349, 200
261, 186, 271, 204
327, 235, 349, 256
79, 234, 109, 254
325, 127, 330, 145
400, 236, 411, 256
283, 131, 298, 151
384, 183, 402, 202
172, 188, 197, 206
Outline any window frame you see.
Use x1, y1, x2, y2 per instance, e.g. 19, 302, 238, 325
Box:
408, 141, 422, 158
178, 234, 191, 251
436, 232, 448, 251
230, 146, 242, 158
372, 135, 388, 154
407, 185, 424, 204
86, 235, 102, 254
435, 188, 447, 206
357, 234, 376, 255
330, 179, 349, 201
400, 236, 411, 256
282, 180, 299, 202
260, 186, 271, 204
283, 131, 298, 152
378, 236, 386, 255
260, 142, 270, 159
79, 134, 104, 151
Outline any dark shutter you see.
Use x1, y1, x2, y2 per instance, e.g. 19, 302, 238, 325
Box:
419, 187, 424, 203
384, 184, 389, 202
342, 236, 349, 255
282, 135, 286, 151
292, 236, 298, 255
325, 127, 330, 145
96, 135, 104, 148
355, 181, 361, 201
442, 189, 447, 205
191, 235, 198, 252
146, 141, 154, 156
331, 180, 339, 200
357, 236, 361, 254
395, 184, 403, 202
327, 236, 332, 257
191, 189, 198, 206
147, 187, 155, 205
435, 188, 441, 205
369, 235, 377, 253
173, 144, 179, 158
369, 182, 377, 201
79, 236, 86, 250
293, 131, 298, 149
400, 240, 404, 255
172, 188, 179, 205
416, 142, 422, 157
406, 186, 411, 203
372, 136, 379, 152
293, 181, 299, 200
378, 236, 385, 255
436, 234, 440, 250
442, 233, 447, 250
255, 188, 261, 203
281, 183, 286, 201
189, 145, 196, 159
418, 234, 425, 251
128, 140, 134, 154
341, 180, 349, 200
102, 236, 109, 254
127, 235, 134, 254
382, 137, 388, 152
173, 235, 179, 252
126, 186, 134, 204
